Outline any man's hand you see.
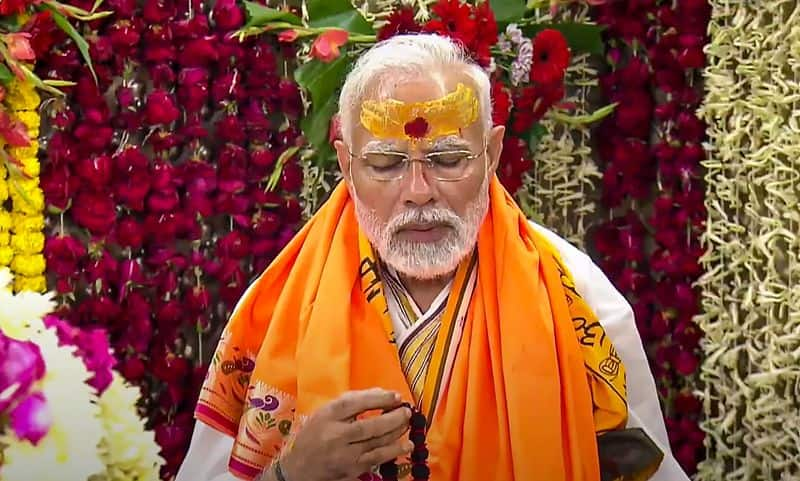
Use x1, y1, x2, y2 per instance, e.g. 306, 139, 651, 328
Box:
280, 388, 413, 481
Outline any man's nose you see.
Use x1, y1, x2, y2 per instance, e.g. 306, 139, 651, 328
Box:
402, 160, 435, 207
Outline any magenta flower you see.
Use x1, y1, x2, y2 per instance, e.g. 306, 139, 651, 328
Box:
43, 316, 116, 395
9, 392, 52, 445
0, 334, 46, 413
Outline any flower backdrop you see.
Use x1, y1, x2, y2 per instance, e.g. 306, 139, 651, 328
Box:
3, 0, 798, 480
696, 1, 800, 479
591, 0, 709, 475
31, 0, 305, 476
0, 268, 163, 480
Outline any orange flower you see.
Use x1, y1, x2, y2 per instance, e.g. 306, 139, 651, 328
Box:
310, 29, 349, 63
3, 32, 36, 62
0, 109, 31, 147
278, 29, 299, 42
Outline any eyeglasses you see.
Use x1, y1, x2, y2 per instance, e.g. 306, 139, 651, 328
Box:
349, 143, 487, 182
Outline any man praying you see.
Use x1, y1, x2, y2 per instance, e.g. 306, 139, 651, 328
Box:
176, 34, 689, 481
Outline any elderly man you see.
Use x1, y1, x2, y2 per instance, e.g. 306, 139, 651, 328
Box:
177, 34, 689, 481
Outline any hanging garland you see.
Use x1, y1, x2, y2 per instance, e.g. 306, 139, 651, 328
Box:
1, 0, 111, 295
591, 0, 710, 475
1, 78, 46, 293
516, 2, 602, 249
34, 0, 305, 477
1, 268, 164, 481
696, 1, 800, 479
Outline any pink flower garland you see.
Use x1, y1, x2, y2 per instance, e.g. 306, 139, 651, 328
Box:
0, 332, 49, 445
35, 0, 304, 477
592, 0, 710, 475
0, 315, 117, 447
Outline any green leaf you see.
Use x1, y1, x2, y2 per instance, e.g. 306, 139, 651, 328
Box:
266, 146, 301, 191
521, 23, 606, 56
490, 0, 527, 27
301, 94, 339, 167
18, 63, 64, 96
549, 102, 617, 125
0, 64, 13, 85
242, 0, 302, 29
294, 55, 351, 115
0, 15, 20, 32
526, 123, 548, 152
42, 4, 99, 84
306, 0, 373, 35
43, 79, 77, 87
294, 54, 352, 167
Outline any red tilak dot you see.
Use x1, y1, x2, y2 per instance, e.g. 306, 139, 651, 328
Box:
404, 117, 430, 138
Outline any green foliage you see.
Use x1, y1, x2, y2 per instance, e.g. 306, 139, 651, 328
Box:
522, 23, 606, 56
306, 0, 374, 35
294, 55, 353, 167
242, 1, 302, 28
490, 0, 527, 27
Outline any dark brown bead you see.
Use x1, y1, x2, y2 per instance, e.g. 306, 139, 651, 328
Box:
411, 464, 430, 479
410, 447, 429, 463
379, 462, 399, 478
410, 412, 427, 429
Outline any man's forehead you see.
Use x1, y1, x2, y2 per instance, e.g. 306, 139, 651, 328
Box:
362, 135, 473, 152
371, 69, 462, 102
357, 79, 480, 147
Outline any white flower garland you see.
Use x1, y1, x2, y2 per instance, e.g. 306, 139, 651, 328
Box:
89, 375, 164, 481
0, 268, 164, 480
0, 271, 104, 481
695, 1, 800, 479
514, 4, 601, 249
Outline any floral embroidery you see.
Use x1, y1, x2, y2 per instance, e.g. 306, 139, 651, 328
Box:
196, 329, 259, 437
229, 381, 300, 479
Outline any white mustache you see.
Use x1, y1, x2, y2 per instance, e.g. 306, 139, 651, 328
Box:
387, 208, 461, 236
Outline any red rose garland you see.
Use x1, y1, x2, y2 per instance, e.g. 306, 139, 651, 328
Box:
592, 0, 709, 475
37, 0, 304, 477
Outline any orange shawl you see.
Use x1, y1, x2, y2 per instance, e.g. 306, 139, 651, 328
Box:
196, 178, 627, 481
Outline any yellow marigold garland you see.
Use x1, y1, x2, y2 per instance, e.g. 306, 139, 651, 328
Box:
696, 1, 800, 479
0, 78, 46, 293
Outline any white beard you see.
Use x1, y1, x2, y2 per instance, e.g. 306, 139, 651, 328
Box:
352, 176, 489, 280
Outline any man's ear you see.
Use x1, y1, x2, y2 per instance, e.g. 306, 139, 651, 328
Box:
486, 124, 505, 176
334, 139, 350, 181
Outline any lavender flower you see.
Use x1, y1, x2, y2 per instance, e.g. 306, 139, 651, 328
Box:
506, 24, 524, 45
511, 39, 533, 86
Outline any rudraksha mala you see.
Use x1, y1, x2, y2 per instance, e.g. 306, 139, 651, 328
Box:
379, 405, 429, 481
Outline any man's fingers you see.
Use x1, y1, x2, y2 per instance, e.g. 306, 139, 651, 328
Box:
344, 406, 411, 443
353, 419, 409, 453
357, 439, 414, 469
326, 388, 403, 421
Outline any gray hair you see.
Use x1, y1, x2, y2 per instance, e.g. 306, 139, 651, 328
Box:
337, 34, 493, 145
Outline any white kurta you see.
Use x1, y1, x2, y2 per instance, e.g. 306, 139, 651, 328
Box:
176, 221, 689, 481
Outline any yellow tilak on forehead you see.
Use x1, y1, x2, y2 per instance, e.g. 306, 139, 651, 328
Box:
359, 83, 479, 143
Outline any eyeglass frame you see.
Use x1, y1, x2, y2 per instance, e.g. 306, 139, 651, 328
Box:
346, 138, 489, 183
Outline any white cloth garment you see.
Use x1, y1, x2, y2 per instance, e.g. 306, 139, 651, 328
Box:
176, 221, 689, 481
